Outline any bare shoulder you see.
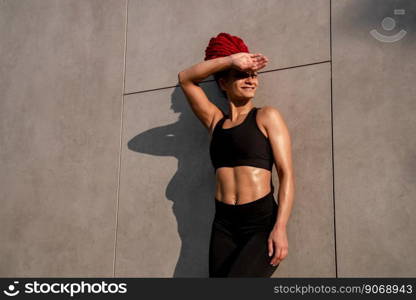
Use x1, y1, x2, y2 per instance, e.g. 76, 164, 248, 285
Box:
257, 105, 288, 133
257, 105, 284, 122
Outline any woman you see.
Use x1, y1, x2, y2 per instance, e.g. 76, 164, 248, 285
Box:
178, 32, 295, 277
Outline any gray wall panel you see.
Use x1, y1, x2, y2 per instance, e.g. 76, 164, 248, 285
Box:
0, 0, 127, 276
125, 0, 330, 93
332, 0, 416, 276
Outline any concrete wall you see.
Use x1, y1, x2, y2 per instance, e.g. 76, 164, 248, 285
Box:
0, 0, 414, 277
332, 0, 416, 277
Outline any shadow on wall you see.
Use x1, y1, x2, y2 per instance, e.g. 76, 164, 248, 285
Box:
127, 81, 228, 277
337, 0, 416, 45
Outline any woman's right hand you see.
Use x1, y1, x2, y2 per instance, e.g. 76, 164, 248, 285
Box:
229, 52, 269, 72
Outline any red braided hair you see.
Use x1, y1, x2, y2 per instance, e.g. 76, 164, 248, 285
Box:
204, 32, 250, 60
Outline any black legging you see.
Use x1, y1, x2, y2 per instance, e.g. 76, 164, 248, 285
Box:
209, 187, 280, 277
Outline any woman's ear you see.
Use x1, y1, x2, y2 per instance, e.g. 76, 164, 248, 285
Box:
216, 78, 228, 99
218, 77, 227, 92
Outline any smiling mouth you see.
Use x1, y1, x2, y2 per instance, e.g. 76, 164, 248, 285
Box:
241, 87, 255, 90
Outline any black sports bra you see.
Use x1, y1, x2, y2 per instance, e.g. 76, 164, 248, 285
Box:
209, 106, 274, 173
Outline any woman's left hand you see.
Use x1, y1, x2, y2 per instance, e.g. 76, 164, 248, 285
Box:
268, 226, 288, 266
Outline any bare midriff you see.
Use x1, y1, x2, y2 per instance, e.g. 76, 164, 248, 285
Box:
215, 166, 272, 205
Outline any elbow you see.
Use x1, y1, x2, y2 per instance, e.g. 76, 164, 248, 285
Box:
178, 71, 187, 85
178, 70, 196, 85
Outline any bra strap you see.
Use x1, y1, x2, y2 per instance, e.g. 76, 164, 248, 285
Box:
213, 115, 226, 132
251, 107, 259, 126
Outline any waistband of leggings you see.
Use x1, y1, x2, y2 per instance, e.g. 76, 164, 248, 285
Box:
214, 189, 277, 218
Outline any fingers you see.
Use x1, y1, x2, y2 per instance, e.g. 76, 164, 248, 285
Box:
239, 53, 268, 72
250, 53, 268, 62
251, 54, 267, 63
275, 247, 288, 266
268, 238, 279, 267
252, 62, 267, 72
270, 241, 281, 266
275, 246, 282, 265
251, 54, 268, 71
279, 247, 288, 260
268, 238, 274, 257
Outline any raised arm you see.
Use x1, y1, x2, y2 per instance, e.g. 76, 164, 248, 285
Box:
178, 53, 268, 134
178, 56, 232, 134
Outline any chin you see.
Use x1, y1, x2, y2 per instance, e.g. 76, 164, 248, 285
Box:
242, 91, 255, 97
